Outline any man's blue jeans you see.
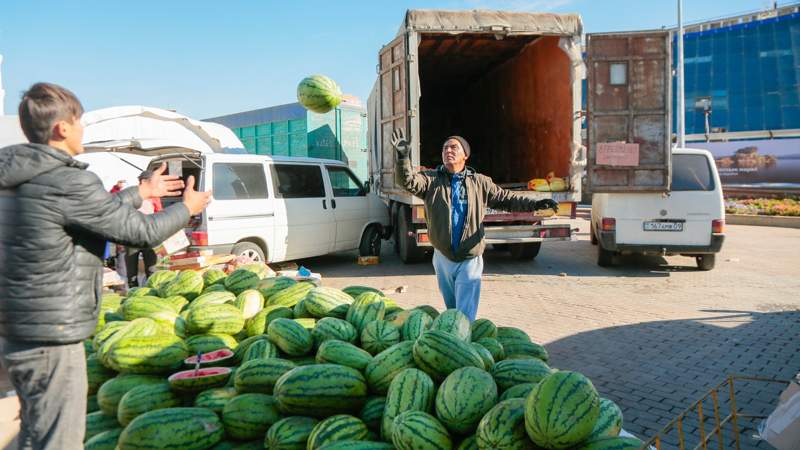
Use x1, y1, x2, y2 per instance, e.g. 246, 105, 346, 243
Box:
432, 249, 483, 321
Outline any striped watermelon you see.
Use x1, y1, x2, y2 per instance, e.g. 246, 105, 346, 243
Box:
85, 411, 120, 441
97, 318, 162, 366
381, 368, 435, 440
297, 75, 343, 114
158, 270, 204, 300
185, 333, 239, 354
222, 393, 281, 440
168, 367, 231, 393
127, 287, 157, 298
234, 289, 265, 319
264, 416, 319, 450
120, 296, 176, 321
525, 371, 600, 449
268, 318, 313, 356
294, 317, 316, 330
106, 334, 190, 374
435, 366, 498, 434
294, 299, 314, 319
241, 339, 279, 362
146, 270, 177, 290
87, 353, 116, 395
414, 305, 440, 319
246, 305, 294, 336
258, 276, 297, 299
202, 284, 229, 294
475, 398, 531, 450
361, 320, 401, 355
307, 415, 370, 450
84, 428, 123, 450
575, 436, 644, 450
491, 359, 552, 391
359, 397, 386, 431
430, 309, 471, 342
475, 338, 505, 362
88, 394, 100, 414
161, 295, 189, 312
470, 343, 495, 370
118, 407, 224, 450
391, 411, 452, 450
186, 303, 245, 335
234, 358, 297, 394
93, 321, 129, 352
364, 341, 417, 394
287, 354, 318, 366
499, 382, 538, 401
316, 340, 373, 371
413, 330, 483, 381
496, 327, 531, 343
502, 341, 549, 362
456, 435, 480, 450
203, 268, 228, 286
117, 382, 181, 426
342, 286, 385, 299
190, 291, 237, 310
305, 287, 354, 318
470, 319, 497, 341
224, 268, 261, 294
312, 317, 358, 347
96, 374, 163, 417
233, 335, 269, 360
589, 398, 623, 440
400, 309, 433, 341
317, 441, 394, 450
345, 292, 386, 333
274, 364, 368, 417
268, 281, 315, 308
194, 387, 238, 414
383, 308, 409, 325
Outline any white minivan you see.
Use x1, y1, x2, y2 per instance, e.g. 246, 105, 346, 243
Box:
591, 149, 725, 270
151, 152, 391, 263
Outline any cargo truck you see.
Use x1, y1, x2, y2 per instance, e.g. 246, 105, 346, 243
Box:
367, 10, 673, 263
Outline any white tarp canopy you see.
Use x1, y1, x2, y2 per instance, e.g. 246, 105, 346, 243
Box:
81, 105, 245, 155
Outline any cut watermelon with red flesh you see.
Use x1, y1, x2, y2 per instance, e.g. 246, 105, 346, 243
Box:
183, 349, 235, 367
168, 367, 232, 393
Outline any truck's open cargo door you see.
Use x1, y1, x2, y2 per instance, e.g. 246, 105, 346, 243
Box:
586, 31, 672, 192
377, 34, 410, 197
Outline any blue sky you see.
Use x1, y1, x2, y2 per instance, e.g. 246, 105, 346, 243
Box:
0, 0, 788, 119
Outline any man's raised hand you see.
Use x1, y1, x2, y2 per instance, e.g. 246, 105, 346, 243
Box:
391, 129, 411, 158
139, 162, 184, 199
182, 175, 212, 216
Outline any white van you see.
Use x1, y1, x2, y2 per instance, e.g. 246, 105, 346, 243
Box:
147, 152, 391, 263
591, 149, 725, 270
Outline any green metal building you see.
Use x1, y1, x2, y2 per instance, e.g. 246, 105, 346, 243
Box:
205, 101, 369, 181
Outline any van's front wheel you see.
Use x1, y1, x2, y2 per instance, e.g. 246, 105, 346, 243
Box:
232, 241, 265, 262
359, 226, 382, 257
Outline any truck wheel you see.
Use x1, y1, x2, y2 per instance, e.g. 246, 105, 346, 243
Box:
398, 207, 426, 264
590, 223, 598, 245
509, 243, 541, 260
359, 226, 382, 257
597, 244, 615, 267
696, 254, 715, 271
232, 241, 265, 262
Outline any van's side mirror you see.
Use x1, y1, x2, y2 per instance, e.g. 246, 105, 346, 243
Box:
361, 183, 370, 194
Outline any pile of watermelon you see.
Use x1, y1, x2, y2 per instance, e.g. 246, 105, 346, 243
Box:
84, 263, 645, 450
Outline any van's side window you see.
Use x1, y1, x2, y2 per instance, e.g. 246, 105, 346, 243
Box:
326, 166, 365, 197
271, 164, 326, 198
212, 163, 269, 200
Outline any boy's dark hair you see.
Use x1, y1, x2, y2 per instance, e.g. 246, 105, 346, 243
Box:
18, 82, 84, 144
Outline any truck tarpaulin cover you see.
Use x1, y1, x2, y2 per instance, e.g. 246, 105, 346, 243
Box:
401, 9, 582, 36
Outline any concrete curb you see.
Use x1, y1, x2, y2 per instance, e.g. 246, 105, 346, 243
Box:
727, 214, 800, 229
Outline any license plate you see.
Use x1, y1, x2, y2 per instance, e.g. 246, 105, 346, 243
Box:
643, 221, 684, 232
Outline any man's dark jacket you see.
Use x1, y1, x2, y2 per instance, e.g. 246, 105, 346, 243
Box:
0, 144, 190, 344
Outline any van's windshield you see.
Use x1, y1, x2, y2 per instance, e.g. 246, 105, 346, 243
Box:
671, 154, 715, 191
